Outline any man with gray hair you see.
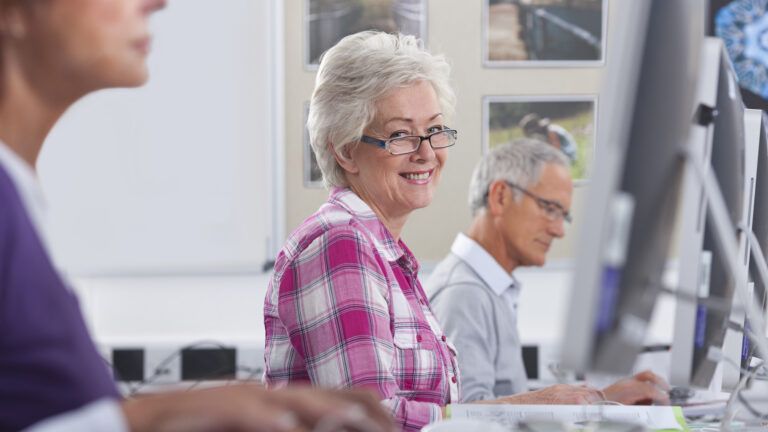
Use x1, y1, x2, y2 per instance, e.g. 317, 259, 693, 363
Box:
425, 138, 671, 404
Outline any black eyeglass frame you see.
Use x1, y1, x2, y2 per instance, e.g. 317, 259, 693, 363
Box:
360, 128, 458, 155
503, 181, 572, 224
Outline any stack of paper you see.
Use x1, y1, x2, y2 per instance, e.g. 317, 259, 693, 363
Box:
448, 404, 687, 431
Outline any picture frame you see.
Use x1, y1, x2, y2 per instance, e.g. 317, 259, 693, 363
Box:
304, 0, 428, 70
482, 0, 608, 68
710, 0, 768, 111
483, 95, 598, 183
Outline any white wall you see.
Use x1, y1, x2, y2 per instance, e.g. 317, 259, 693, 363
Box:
38, 0, 282, 277
75, 263, 679, 360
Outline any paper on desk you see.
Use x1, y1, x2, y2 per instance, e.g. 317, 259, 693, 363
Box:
449, 404, 684, 430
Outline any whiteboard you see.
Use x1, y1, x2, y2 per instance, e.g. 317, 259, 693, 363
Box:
38, 0, 280, 276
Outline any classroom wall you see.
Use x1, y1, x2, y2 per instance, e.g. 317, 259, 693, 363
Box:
281, 0, 623, 264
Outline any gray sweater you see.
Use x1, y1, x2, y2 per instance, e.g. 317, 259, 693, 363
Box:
425, 252, 528, 402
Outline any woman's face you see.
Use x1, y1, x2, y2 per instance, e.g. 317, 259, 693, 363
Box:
8, 0, 165, 95
345, 80, 449, 222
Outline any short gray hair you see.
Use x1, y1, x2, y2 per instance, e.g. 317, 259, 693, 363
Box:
307, 31, 456, 188
468, 138, 570, 215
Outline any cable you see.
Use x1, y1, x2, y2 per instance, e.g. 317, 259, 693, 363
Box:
591, 400, 625, 406
126, 340, 235, 397
719, 359, 767, 429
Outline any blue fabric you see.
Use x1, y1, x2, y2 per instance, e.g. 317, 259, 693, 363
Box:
0, 164, 119, 431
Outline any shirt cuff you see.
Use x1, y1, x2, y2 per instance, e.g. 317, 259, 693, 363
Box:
24, 398, 128, 432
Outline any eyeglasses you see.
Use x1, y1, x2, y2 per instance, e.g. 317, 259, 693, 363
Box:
505, 181, 572, 224
360, 128, 458, 155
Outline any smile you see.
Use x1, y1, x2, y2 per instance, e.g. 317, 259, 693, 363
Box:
400, 169, 434, 183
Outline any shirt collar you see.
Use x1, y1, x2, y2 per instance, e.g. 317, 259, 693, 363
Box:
0, 141, 49, 246
328, 187, 414, 267
450, 232, 518, 296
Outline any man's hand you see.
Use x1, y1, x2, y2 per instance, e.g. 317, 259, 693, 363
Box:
486, 384, 605, 405
603, 370, 670, 405
122, 384, 394, 432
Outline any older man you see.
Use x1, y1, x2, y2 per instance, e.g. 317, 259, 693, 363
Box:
425, 139, 670, 404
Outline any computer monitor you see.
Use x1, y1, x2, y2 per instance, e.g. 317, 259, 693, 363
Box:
669, 46, 752, 391
742, 113, 768, 369
561, 0, 705, 375
720, 109, 761, 390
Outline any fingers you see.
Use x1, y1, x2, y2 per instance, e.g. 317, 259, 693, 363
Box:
330, 388, 394, 431
642, 381, 670, 405
633, 370, 671, 391
269, 386, 393, 432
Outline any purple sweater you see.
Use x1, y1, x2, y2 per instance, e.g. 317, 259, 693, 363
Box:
0, 164, 119, 430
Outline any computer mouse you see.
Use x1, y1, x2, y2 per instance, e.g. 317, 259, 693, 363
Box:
668, 386, 696, 404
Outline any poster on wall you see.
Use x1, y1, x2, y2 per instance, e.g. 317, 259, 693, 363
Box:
303, 102, 324, 188
711, 0, 768, 111
483, 0, 607, 67
484, 96, 597, 182
305, 0, 427, 69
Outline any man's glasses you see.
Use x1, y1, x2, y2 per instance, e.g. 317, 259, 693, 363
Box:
360, 128, 458, 156
505, 181, 572, 224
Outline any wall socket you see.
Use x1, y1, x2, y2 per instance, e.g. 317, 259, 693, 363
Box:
107, 343, 265, 389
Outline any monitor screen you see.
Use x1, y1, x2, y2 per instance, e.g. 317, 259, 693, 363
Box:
670, 44, 747, 390
744, 113, 768, 368
561, 0, 704, 375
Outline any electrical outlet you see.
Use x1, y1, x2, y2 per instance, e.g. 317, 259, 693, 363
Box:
105, 342, 265, 387
112, 348, 144, 382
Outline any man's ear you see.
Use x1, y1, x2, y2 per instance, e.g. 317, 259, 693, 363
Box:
486, 180, 508, 217
331, 142, 359, 175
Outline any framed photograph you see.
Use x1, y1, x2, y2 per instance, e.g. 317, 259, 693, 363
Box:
304, 0, 428, 69
483, 95, 597, 182
483, 0, 607, 67
710, 0, 768, 111
303, 102, 324, 188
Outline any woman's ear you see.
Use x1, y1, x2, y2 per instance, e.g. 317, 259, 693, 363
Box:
332, 142, 360, 175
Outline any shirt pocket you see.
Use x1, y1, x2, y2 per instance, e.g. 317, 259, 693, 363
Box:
392, 328, 443, 393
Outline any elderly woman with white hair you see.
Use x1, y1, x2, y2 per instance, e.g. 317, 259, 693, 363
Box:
263, 31, 460, 430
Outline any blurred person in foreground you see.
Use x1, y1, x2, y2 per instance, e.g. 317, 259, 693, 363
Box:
425, 139, 670, 405
0, 1, 391, 431
263, 32, 604, 432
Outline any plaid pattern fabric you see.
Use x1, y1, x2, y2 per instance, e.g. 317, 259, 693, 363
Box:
264, 188, 460, 431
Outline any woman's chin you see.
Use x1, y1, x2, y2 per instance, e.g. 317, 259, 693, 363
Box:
402, 194, 434, 212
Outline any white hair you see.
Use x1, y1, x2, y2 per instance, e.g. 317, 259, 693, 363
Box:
468, 138, 570, 216
307, 31, 455, 188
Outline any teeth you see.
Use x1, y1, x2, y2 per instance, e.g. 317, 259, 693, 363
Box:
404, 172, 430, 181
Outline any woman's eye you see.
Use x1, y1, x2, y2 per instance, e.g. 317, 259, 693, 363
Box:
427, 126, 445, 134
389, 131, 410, 139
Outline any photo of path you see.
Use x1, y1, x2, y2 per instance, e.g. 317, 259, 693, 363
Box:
486, 0, 604, 63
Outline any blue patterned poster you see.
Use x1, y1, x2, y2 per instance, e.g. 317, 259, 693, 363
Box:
712, 0, 768, 110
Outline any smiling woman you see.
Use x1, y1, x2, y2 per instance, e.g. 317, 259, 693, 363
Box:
264, 31, 461, 431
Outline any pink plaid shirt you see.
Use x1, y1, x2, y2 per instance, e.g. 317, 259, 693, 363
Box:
264, 188, 460, 431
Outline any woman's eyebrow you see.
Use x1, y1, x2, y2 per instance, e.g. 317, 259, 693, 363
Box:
382, 113, 444, 128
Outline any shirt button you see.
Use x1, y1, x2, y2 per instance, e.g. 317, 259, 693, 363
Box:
416, 334, 422, 342
441, 335, 447, 342
451, 376, 457, 383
